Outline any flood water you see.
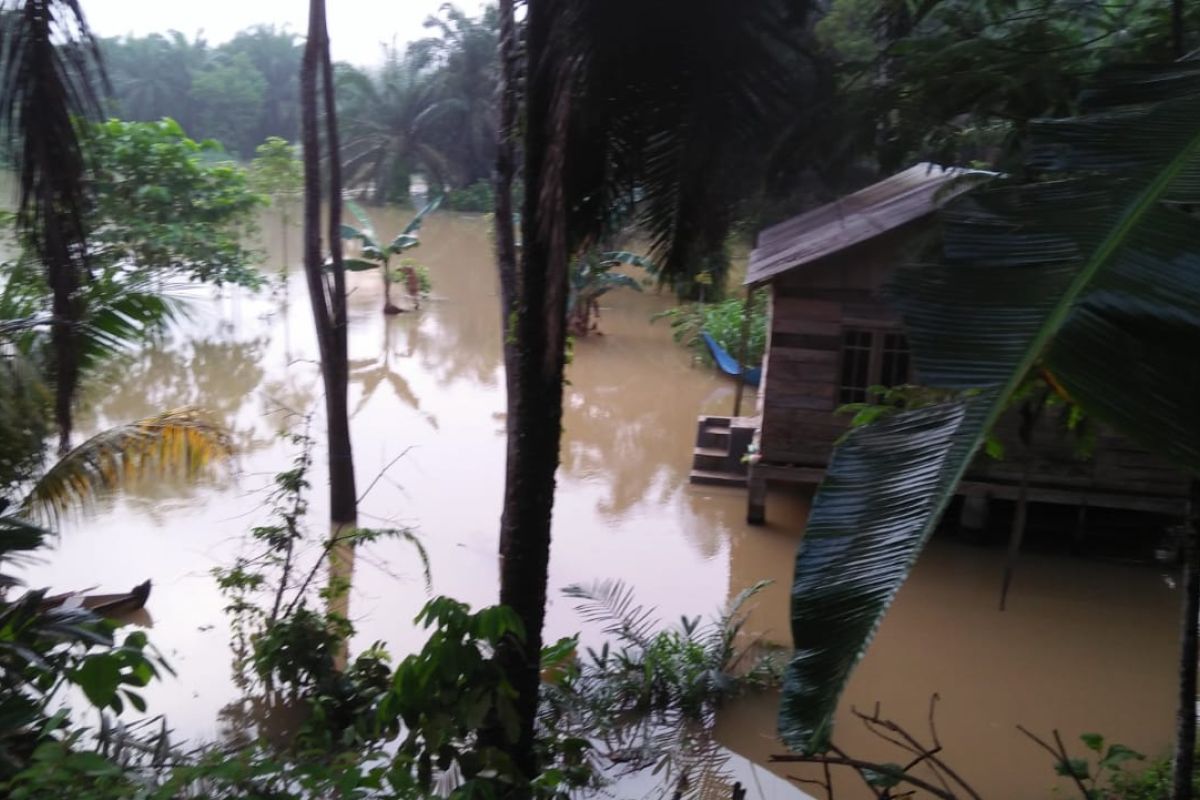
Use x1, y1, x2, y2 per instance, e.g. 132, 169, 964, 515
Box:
22, 208, 1182, 798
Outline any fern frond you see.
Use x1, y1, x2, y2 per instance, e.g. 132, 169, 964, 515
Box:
563, 579, 660, 648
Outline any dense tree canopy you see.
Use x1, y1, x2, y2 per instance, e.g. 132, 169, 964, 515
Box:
100, 6, 498, 195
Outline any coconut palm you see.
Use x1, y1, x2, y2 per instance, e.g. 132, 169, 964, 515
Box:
415, 4, 500, 186
103, 31, 205, 131
341, 197, 440, 314
0, 0, 107, 453
338, 48, 457, 203
221, 25, 302, 143
774, 62, 1200, 796
491, 0, 820, 777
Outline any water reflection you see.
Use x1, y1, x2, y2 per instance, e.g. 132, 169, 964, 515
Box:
715, 485, 1180, 799
349, 317, 438, 429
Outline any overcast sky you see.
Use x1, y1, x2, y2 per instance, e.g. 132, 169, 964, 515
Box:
86, 0, 486, 66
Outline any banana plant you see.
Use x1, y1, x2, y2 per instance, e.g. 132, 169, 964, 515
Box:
341, 196, 442, 314
780, 62, 1200, 754
567, 250, 652, 336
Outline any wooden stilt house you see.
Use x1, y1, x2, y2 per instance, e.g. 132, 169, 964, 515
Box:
692, 163, 1191, 528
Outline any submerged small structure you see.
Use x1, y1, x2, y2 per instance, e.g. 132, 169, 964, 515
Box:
689, 163, 1190, 529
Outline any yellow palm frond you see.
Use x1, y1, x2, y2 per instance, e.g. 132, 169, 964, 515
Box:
20, 407, 234, 526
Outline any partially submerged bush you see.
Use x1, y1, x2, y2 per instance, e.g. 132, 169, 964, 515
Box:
444, 180, 495, 213
656, 296, 768, 368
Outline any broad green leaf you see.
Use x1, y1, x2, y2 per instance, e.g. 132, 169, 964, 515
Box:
74, 655, 122, 708
1080, 732, 1103, 752
388, 234, 420, 253
780, 64, 1200, 753
344, 258, 379, 272
1055, 757, 1091, 780
1100, 743, 1144, 769
400, 195, 443, 236
345, 200, 377, 241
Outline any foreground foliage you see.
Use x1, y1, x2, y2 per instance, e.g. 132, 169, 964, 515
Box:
780, 60, 1200, 753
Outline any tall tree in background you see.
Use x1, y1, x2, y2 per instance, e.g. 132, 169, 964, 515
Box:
417, 3, 500, 186
223, 25, 302, 143
0, 0, 106, 452
337, 47, 456, 202
301, 0, 357, 528
492, 0, 817, 777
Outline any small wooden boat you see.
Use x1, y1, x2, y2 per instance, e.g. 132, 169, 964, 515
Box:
40, 580, 152, 618
701, 332, 761, 387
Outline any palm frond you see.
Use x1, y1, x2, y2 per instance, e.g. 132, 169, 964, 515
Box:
779, 63, 1200, 753
558, 0, 822, 279
19, 407, 234, 526
562, 579, 660, 648
75, 272, 183, 376
0, 0, 106, 242
0, 515, 49, 585
0, 0, 108, 449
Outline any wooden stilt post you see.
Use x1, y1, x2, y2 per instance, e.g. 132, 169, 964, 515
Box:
999, 466, 1030, 611
732, 285, 757, 419
748, 467, 767, 526
1072, 500, 1089, 553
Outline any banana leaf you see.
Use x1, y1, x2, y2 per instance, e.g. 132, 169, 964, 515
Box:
399, 194, 443, 238
780, 63, 1200, 753
388, 234, 420, 254
345, 200, 378, 247
600, 251, 656, 271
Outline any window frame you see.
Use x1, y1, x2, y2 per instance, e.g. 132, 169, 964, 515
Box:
836, 326, 911, 405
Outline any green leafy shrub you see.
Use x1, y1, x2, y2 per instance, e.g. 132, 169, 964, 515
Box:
655, 296, 768, 368
444, 179, 496, 212
1108, 748, 1200, 799
86, 118, 266, 288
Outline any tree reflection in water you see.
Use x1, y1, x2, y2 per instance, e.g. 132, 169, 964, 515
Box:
348, 315, 438, 429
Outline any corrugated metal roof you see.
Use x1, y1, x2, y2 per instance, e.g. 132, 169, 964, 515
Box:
745, 163, 985, 285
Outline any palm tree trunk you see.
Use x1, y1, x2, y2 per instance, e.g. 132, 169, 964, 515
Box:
493, 0, 572, 780
1175, 492, 1200, 800
48, 228, 80, 454
494, 0, 519, 384
301, 0, 358, 528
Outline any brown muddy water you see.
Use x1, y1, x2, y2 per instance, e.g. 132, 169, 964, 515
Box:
20, 208, 1181, 799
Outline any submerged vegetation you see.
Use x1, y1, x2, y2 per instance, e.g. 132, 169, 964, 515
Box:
656, 297, 768, 369
341, 197, 441, 314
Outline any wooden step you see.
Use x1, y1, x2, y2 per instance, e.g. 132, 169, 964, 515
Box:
698, 415, 732, 429
693, 445, 732, 471
689, 468, 748, 488
697, 426, 731, 449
